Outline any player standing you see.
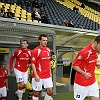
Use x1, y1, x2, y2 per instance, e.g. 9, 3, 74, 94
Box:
72, 35, 100, 100
0, 61, 8, 100
31, 34, 53, 100
10, 40, 31, 100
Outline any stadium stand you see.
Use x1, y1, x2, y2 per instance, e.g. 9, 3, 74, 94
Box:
0, 0, 100, 31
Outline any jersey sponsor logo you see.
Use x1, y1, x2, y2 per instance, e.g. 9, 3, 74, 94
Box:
89, 59, 97, 63
41, 57, 50, 60
20, 58, 29, 60
78, 55, 82, 59
76, 94, 80, 98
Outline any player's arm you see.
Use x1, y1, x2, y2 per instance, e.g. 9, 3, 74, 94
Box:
31, 50, 40, 82
31, 63, 40, 82
5, 70, 9, 91
51, 60, 56, 70
10, 50, 17, 74
28, 66, 31, 81
5, 79, 8, 91
72, 65, 85, 76
73, 65, 92, 79
72, 51, 92, 79
50, 62, 52, 77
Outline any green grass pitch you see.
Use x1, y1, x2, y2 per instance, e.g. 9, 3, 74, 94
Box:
39, 92, 91, 100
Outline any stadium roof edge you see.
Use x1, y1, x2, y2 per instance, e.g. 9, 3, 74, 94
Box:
0, 17, 99, 35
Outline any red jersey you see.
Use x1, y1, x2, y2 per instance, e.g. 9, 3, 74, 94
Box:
4, 69, 8, 79
73, 43, 98, 86
0, 68, 8, 88
10, 48, 31, 72
31, 46, 51, 78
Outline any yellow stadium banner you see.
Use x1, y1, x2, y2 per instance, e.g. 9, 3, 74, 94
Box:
0, 48, 9, 53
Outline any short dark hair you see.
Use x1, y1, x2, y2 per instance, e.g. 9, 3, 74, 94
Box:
51, 51, 55, 56
22, 40, 29, 44
95, 35, 100, 44
38, 34, 48, 40
0, 61, 6, 67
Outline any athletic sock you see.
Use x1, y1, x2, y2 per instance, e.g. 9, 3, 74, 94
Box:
44, 92, 53, 100
28, 90, 33, 99
32, 94, 39, 100
32, 96, 39, 100
2, 96, 7, 100
18, 87, 23, 99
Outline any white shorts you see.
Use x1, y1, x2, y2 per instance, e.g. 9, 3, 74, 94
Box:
32, 77, 53, 91
0, 86, 7, 97
14, 68, 28, 84
74, 82, 99, 100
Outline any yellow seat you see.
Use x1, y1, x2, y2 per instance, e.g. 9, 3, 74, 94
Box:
21, 9, 26, 14
33, 20, 38, 23
27, 12, 31, 16
0, 2, 4, 6
20, 18, 26, 21
10, 5, 16, 9
15, 17, 19, 20
5, 4, 10, 7
16, 5, 21, 10
27, 14, 32, 20
27, 19, 32, 22
5, 6, 10, 9
20, 14, 26, 19
15, 9, 21, 14
15, 13, 20, 18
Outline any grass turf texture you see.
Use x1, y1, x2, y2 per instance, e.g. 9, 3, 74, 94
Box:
39, 92, 91, 100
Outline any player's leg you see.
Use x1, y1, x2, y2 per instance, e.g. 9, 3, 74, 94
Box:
74, 83, 89, 100
32, 78, 42, 100
43, 77, 53, 100
14, 83, 20, 96
14, 68, 26, 100
26, 81, 33, 99
91, 97, 100, 100
1, 86, 7, 100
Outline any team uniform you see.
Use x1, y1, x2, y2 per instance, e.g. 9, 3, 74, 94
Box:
17, 67, 32, 92
95, 54, 100, 89
25, 67, 32, 90
4, 68, 8, 89
10, 48, 31, 84
51, 59, 56, 69
73, 43, 99, 100
0, 68, 8, 99
31, 46, 53, 91
16, 67, 33, 99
